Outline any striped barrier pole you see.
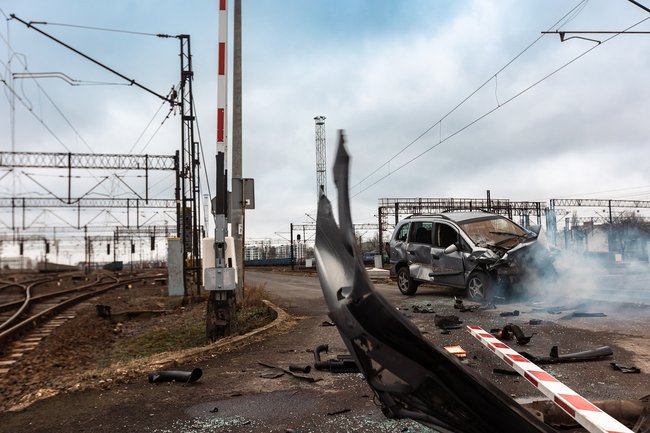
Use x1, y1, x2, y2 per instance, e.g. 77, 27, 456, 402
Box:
467, 325, 633, 433
217, 0, 228, 158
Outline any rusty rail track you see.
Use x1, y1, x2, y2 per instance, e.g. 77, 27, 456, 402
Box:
0, 275, 141, 347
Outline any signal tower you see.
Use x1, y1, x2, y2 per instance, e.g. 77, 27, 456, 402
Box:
314, 116, 327, 198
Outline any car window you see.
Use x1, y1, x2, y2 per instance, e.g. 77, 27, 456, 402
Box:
433, 223, 457, 248
409, 221, 432, 245
394, 223, 410, 242
458, 216, 527, 248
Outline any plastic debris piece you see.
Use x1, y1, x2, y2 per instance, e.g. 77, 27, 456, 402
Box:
444, 345, 467, 359
610, 363, 640, 374
148, 367, 203, 384
500, 310, 520, 317
258, 361, 320, 383
434, 314, 463, 330
288, 364, 311, 373
520, 345, 613, 364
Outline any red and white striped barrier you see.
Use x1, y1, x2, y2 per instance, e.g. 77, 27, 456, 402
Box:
467, 325, 633, 433
217, 0, 228, 157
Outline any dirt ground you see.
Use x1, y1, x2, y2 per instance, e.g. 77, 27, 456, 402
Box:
0, 269, 648, 433
0, 275, 274, 413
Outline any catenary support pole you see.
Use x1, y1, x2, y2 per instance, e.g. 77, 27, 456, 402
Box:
232, 0, 244, 300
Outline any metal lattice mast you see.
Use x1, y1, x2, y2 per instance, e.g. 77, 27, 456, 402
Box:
179, 34, 202, 296
314, 116, 327, 198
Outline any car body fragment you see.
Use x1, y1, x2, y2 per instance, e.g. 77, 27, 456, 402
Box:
314, 131, 557, 433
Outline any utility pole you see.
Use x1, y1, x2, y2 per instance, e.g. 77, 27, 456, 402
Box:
232, 0, 244, 299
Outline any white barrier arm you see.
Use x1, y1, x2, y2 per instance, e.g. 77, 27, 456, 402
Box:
467, 325, 633, 433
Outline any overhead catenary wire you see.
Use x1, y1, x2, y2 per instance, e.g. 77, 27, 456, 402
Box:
24, 21, 170, 38
350, 0, 591, 192
12, 71, 129, 86
1, 11, 180, 235
9, 14, 177, 106
0, 58, 120, 200
0, 27, 117, 198
191, 98, 214, 223
352, 13, 650, 199
129, 85, 178, 155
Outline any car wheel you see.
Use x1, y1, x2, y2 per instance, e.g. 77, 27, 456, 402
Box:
467, 271, 490, 301
397, 267, 418, 295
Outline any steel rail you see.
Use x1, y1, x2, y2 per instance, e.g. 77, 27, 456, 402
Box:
0, 277, 84, 331
0, 276, 140, 346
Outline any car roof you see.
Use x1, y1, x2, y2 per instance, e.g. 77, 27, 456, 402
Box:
403, 211, 500, 223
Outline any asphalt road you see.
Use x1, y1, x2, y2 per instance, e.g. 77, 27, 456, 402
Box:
1, 268, 648, 433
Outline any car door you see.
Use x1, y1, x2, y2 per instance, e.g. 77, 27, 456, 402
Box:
429, 222, 465, 287
406, 221, 433, 281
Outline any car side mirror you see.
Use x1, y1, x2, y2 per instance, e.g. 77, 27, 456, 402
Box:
443, 244, 458, 255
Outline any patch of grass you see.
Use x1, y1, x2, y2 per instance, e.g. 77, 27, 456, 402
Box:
99, 310, 206, 365
241, 282, 270, 307
238, 282, 276, 333
237, 305, 275, 334
98, 283, 276, 365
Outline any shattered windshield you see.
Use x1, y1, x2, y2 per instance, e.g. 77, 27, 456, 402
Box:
458, 216, 530, 249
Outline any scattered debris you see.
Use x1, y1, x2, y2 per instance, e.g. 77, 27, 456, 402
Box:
148, 367, 203, 384
522, 398, 648, 430
444, 345, 467, 359
453, 297, 495, 312
560, 311, 607, 320
412, 303, 435, 314
572, 312, 607, 317
499, 310, 520, 317
258, 362, 320, 383
454, 297, 480, 312
260, 371, 284, 379
288, 364, 311, 374
493, 368, 519, 376
434, 314, 463, 330
633, 396, 650, 432
313, 344, 359, 373
111, 309, 172, 321
490, 324, 535, 345
529, 319, 542, 325
95, 304, 112, 319
531, 303, 587, 315
520, 345, 613, 364
471, 325, 637, 432
209, 407, 219, 413
326, 408, 351, 416
610, 363, 641, 374
320, 320, 335, 327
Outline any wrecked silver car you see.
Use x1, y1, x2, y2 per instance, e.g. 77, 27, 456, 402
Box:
314, 132, 557, 433
389, 212, 555, 300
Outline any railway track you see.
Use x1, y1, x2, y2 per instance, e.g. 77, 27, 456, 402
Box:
0, 274, 151, 376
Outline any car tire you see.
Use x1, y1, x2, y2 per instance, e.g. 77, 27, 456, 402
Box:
397, 267, 418, 295
467, 271, 490, 301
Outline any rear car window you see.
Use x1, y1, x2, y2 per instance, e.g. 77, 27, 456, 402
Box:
409, 221, 432, 245
394, 223, 410, 242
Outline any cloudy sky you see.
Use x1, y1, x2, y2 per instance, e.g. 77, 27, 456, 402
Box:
1, 0, 650, 256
